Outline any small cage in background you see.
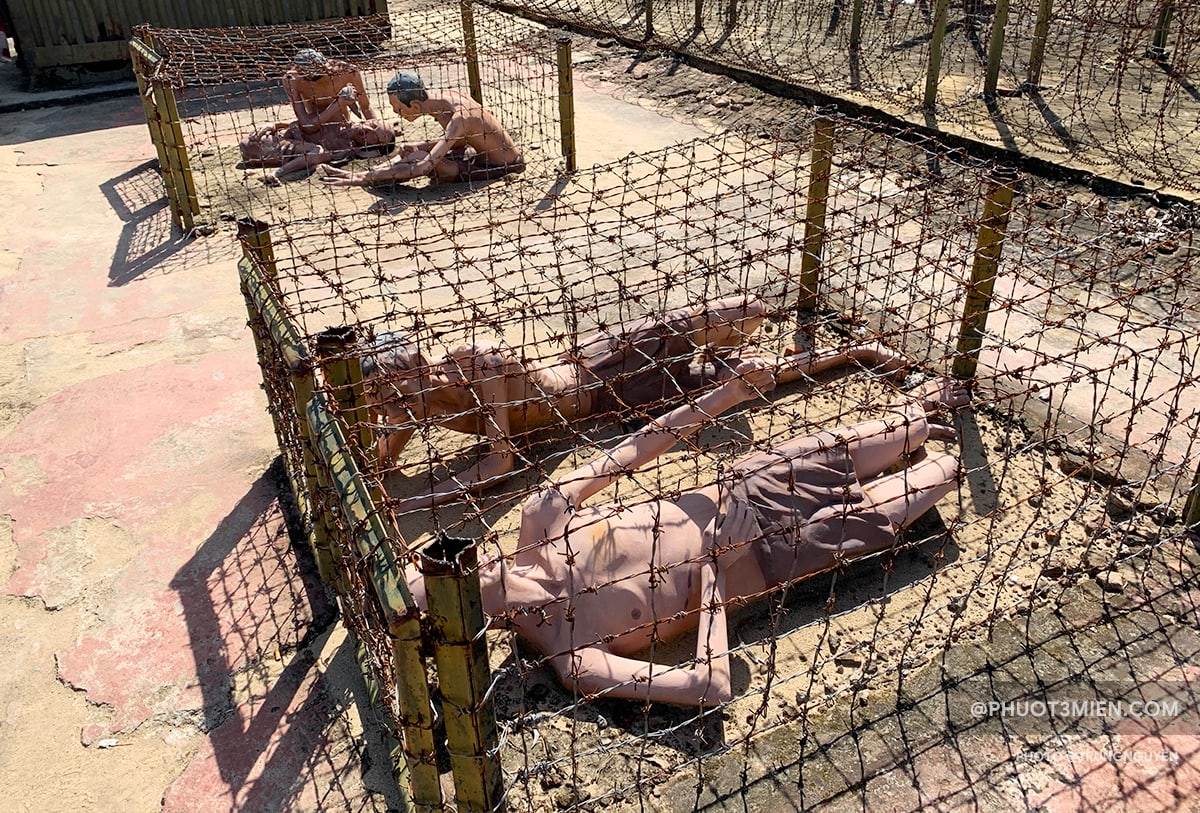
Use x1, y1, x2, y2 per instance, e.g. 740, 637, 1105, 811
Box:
131, 5, 574, 231
236, 104, 1200, 810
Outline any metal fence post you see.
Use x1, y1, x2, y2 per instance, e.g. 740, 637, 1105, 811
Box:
799, 117, 836, 311
1150, 0, 1175, 60
421, 536, 503, 813
923, 0, 952, 109
952, 168, 1018, 379
1025, 0, 1054, 89
461, 0, 484, 103
306, 390, 442, 812
557, 38, 577, 173
849, 0, 865, 53
983, 0, 1011, 98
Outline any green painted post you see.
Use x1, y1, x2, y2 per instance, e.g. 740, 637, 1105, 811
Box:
923, 0, 951, 109
983, 0, 1011, 98
420, 536, 503, 813
1150, 0, 1175, 60
557, 38, 577, 173
305, 390, 442, 812
799, 117, 836, 311
952, 168, 1018, 379
849, 0, 865, 53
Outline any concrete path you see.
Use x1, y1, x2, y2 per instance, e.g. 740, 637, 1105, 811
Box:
0, 92, 400, 811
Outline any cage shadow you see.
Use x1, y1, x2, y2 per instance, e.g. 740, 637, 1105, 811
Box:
1152, 57, 1200, 105
100, 159, 192, 286
1026, 88, 1078, 153
167, 460, 397, 810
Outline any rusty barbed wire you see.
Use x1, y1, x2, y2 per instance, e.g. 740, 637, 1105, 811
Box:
231, 104, 1200, 811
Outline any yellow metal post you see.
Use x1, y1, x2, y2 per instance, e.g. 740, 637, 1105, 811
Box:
1024, 0, 1054, 89
983, 0, 1011, 98
557, 38, 577, 173
129, 40, 182, 231
952, 168, 1018, 379
157, 79, 201, 225
799, 117, 836, 311
923, 0, 951, 109
420, 536, 502, 813
461, 0, 483, 104
316, 327, 377, 470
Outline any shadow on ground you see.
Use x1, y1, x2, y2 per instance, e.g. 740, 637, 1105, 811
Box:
163, 459, 402, 812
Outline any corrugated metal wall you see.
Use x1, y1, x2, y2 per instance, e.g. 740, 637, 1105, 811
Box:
6, 0, 389, 71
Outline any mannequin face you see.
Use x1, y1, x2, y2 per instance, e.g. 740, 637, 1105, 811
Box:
389, 95, 421, 121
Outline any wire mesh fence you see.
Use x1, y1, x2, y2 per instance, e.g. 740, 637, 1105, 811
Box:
235, 105, 1200, 810
487, 0, 1200, 194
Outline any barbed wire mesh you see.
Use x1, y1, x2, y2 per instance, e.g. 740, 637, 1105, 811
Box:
487, 0, 1200, 194
236, 99, 1200, 810
136, 7, 567, 226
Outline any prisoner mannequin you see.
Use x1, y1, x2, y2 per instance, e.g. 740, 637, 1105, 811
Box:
238, 49, 392, 182
362, 295, 908, 512
322, 71, 524, 186
406, 369, 968, 706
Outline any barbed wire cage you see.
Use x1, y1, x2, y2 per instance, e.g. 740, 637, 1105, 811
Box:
234, 101, 1200, 811
127, 5, 576, 232
487, 0, 1200, 195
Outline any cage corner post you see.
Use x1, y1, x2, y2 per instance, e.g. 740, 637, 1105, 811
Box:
235, 218, 342, 590
798, 116, 836, 312
128, 35, 199, 233
952, 167, 1019, 380
461, 0, 483, 104
557, 37, 577, 174
421, 536, 504, 813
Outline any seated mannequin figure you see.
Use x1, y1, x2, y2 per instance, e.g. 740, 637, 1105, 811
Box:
239, 48, 393, 183
406, 368, 969, 706
362, 295, 907, 511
